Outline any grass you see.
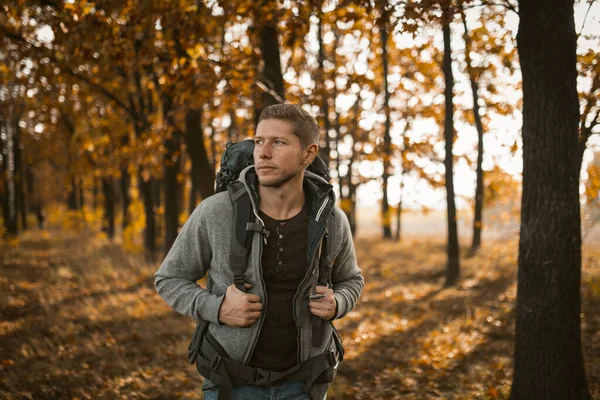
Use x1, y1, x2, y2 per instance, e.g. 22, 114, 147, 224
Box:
0, 228, 598, 399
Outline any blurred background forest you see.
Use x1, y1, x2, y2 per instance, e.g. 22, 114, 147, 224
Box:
1, 0, 599, 399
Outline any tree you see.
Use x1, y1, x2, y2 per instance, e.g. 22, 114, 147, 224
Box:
442, 7, 460, 286
460, 6, 485, 254
510, 0, 592, 397
379, 2, 393, 239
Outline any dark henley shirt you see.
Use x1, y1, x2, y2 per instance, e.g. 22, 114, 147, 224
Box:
248, 196, 310, 372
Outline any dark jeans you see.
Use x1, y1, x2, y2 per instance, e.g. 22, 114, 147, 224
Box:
202, 380, 311, 400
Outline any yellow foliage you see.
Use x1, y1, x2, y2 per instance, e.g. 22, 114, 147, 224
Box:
585, 163, 600, 205
123, 198, 145, 254
340, 198, 354, 212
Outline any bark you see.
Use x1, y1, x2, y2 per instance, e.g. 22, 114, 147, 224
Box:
380, 8, 392, 239
442, 15, 460, 286
510, 0, 591, 398
253, 0, 285, 127
184, 108, 214, 215
461, 10, 485, 254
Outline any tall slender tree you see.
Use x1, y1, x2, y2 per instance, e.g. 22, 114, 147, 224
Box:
380, 2, 393, 239
442, 7, 460, 286
460, 7, 486, 254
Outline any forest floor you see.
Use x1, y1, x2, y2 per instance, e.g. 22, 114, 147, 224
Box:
0, 227, 598, 400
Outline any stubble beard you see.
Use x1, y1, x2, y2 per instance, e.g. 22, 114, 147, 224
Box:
258, 159, 304, 189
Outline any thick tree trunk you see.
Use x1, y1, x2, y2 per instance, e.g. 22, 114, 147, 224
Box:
461, 11, 485, 254
510, 0, 591, 398
101, 177, 115, 239
380, 9, 392, 239
442, 17, 460, 286
253, 0, 285, 127
184, 108, 214, 215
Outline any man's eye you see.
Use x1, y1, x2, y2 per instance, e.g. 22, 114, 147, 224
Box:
274, 140, 284, 145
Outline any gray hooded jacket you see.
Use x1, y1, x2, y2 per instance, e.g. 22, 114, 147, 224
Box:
154, 166, 364, 399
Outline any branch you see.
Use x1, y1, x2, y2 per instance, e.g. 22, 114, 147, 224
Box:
580, 108, 600, 161
578, 0, 595, 38
1, 26, 136, 120
254, 79, 285, 104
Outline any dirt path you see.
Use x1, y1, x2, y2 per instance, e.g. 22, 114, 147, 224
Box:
1, 228, 598, 399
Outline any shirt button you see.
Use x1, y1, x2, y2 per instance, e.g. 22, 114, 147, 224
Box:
279, 247, 283, 252
279, 234, 283, 239
278, 261, 283, 265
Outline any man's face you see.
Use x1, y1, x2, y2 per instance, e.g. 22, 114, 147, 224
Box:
254, 119, 306, 188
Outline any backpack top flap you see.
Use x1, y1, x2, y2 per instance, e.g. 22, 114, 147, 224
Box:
215, 140, 255, 193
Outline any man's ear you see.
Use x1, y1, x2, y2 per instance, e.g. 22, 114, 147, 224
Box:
303, 143, 319, 166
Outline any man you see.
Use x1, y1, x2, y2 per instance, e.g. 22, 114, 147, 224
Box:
154, 103, 363, 400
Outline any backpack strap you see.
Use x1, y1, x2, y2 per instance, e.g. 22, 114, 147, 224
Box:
227, 182, 253, 292
227, 181, 270, 292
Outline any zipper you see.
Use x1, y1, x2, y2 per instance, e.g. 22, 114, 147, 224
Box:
293, 229, 326, 363
244, 223, 268, 364
315, 197, 330, 222
292, 196, 333, 362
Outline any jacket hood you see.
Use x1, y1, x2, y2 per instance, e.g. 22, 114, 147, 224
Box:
237, 164, 335, 222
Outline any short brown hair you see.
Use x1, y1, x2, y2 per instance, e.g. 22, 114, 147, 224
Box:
257, 103, 320, 148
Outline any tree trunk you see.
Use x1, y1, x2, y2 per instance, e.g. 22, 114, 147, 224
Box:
442, 15, 460, 286
67, 175, 78, 210
380, 8, 392, 239
120, 132, 131, 233
120, 165, 130, 232
395, 174, 405, 241
461, 10, 485, 254
14, 118, 26, 231
316, 9, 331, 166
163, 129, 181, 254
5, 101, 18, 236
510, 0, 591, 398
138, 172, 156, 258
101, 177, 115, 239
253, 0, 285, 127
184, 108, 215, 215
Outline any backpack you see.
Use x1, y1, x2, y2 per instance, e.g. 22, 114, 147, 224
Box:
187, 140, 343, 399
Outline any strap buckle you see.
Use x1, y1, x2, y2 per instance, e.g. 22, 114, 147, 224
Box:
233, 275, 245, 292
210, 354, 222, 370
254, 369, 272, 386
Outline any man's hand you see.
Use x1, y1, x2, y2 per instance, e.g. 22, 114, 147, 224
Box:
219, 283, 262, 327
308, 285, 337, 321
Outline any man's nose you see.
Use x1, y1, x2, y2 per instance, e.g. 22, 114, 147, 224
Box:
258, 143, 272, 159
